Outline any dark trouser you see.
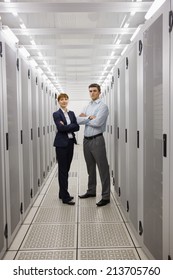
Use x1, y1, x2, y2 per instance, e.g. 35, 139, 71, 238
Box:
83, 135, 110, 200
56, 139, 74, 202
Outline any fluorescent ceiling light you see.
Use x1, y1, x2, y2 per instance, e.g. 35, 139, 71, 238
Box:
2, 26, 19, 43
20, 23, 27, 29
130, 24, 142, 42
116, 39, 121, 45
106, 60, 111, 66
30, 40, 36, 45
124, 23, 129, 28
38, 52, 43, 58
121, 45, 128, 56
30, 59, 38, 68
145, 0, 166, 20
37, 67, 43, 74
43, 60, 48, 66
111, 51, 115, 57
42, 74, 47, 79
19, 46, 30, 58
12, 12, 18, 17
115, 58, 120, 66
130, 11, 136, 16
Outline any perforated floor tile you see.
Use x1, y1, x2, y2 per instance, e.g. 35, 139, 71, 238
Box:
78, 184, 102, 193
79, 206, 122, 223
79, 223, 133, 248
3, 251, 17, 260
41, 196, 63, 207
43, 184, 78, 197
16, 250, 76, 260
78, 197, 97, 207
78, 196, 115, 207
21, 224, 77, 249
78, 248, 139, 260
33, 207, 77, 223
49, 177, 59, 187
48, 178, 78, 195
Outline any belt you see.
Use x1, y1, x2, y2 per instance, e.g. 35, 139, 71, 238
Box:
84, 133, 103, 140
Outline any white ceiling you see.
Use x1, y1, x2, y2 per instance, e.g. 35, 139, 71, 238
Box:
0, 0, 153, 99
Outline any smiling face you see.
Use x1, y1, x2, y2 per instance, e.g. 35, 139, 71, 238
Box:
57, 93, 69, 110
58, 97, 69, 110
89, 86, 100, 101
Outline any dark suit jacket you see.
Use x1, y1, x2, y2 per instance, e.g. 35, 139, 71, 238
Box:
53, 108, 79, 147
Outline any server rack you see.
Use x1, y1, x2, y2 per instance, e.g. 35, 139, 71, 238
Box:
45, 84, 50, 174
43, 82, 48, 178
1, 34, 22, 247
102, 85, 109, 160
51, 90, 56, 165
38, 75, 44, 185
125, 43, 138, 231
142, 1, 169, 260
0, 30, 56, 258
19, 56, 33, 216
48, 88, 53, 169
169, 0, 173, 261
113, 68, 119, 195
106, 80, 111, 167
0, 35, 6, 259
112, 1, 170, 259
118, 59, 127, 209
31, 68, 41, 196
110, 74, 116, 187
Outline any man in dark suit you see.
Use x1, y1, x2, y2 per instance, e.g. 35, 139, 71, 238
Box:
53, 93, 79, 205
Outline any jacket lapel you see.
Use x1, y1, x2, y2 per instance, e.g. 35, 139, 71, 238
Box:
59, 108, 67, 125
68, 111, 73, 123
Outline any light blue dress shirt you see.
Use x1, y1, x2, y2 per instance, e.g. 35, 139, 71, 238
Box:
77, 99, 109, 137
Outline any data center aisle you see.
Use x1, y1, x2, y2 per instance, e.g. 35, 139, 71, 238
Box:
3, 145, 148, 260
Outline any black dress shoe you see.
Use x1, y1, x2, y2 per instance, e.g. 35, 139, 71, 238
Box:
96, 199, 110, 207
78, 193, 96, 199
63, 201, 75, 205
59, 195, 74, 200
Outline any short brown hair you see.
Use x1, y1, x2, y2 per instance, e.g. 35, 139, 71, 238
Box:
57, 93, 69, 102
88, 83, 101, 93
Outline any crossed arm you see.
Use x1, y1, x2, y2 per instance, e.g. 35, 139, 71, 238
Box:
79, 113, 96, 120
77, 105, 108, 128
53, 113, 79, 133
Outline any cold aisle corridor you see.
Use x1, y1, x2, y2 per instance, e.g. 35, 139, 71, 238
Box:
3, 145, 147, 260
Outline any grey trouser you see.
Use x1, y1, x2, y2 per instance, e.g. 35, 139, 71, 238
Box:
83, 134, 110, 200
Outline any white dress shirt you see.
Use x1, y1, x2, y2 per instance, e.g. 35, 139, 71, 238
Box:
61, 108, 73, 139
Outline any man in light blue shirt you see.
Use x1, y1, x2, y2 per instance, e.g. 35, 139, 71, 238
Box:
77, 83, 110, 206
